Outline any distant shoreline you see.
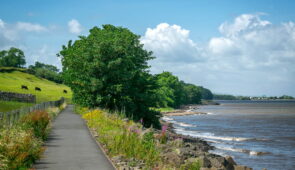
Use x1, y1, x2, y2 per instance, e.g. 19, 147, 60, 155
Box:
162, 101, 218, 116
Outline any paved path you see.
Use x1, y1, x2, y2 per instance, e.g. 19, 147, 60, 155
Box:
34, 105, 115, 170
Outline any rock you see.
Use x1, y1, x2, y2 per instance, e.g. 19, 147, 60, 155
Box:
180, 147, 196, 158
200, 168, 221, 170
175, 148, 181, 155
163, 152, 182, 166
112, 155, 122, 163
225, 156, 236, 170
225, 156, 236, 166
234, 165, 253, 170
197, 156, 211, 168
118, 166, 131, 170
209, 156, 226, 168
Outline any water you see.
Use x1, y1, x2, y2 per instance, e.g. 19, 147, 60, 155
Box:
164, 100, 295, 170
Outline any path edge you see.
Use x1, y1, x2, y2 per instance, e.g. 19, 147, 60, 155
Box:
81, 117, 117, 170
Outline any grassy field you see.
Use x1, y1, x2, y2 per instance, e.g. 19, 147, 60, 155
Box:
151, 107, 175, 112
0, 68, 72, 112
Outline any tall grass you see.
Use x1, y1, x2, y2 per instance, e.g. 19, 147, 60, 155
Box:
82, 109, 160, 167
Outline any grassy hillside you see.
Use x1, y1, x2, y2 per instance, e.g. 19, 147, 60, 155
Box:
0, 68, 72, 111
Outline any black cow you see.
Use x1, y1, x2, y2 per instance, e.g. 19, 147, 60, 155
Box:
21, 85, 28, 90
63, 90, 67, 94
35, 87, 41, 91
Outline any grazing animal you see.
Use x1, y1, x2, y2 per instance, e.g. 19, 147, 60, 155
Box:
63, 90, 67, 94
21, 85, 28, 90
35, 87, 41, 91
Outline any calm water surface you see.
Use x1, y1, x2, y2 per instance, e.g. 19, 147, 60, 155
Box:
164, 100, 295, 170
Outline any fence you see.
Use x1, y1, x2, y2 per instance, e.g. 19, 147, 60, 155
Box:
0, 97, 65, 127
0, 91, 36, 103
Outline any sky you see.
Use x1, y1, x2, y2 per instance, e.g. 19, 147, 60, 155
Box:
0, 0, 295, 96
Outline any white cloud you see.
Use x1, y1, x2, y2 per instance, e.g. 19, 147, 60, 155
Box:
141, 23, 203, 63
16, 22, 47, 32
218, 14, 271, 38
141, 14, 295, 96
209, 14, 295, 70
0, 19, 60, 68
0, 19, 49, 45
0, 19, 5, 28
68, 19, 82, 34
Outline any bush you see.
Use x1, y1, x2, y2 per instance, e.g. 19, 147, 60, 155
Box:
0, 127, 44, 169
181, 160, 201, 170
21, 110, 51, 140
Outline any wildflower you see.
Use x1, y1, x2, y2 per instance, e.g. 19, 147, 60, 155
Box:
161, 125, 168, 134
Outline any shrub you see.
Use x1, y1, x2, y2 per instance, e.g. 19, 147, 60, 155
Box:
0, 127, 44, 169
0, 107, 63, 169
21, 110, 51, 140
180, 159, 201, 170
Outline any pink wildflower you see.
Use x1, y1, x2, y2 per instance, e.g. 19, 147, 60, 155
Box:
161, 125, 168, 134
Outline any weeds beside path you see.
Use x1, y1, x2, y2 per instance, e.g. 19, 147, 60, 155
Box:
34, 105, 114, 170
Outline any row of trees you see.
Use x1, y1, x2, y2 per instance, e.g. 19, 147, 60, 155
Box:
59, 25, 212, 128
213, 94, 294, 100
27, 62, 63, 84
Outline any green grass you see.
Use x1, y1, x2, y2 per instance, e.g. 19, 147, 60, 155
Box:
0, 68, 72, 111
151, 107, 175, 112
0, 101, 34, 112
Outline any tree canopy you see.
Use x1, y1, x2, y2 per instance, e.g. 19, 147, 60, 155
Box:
59, 25, 160, 128
0, 47, 26, 67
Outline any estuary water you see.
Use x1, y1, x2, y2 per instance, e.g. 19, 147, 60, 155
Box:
164, 100, 295, 170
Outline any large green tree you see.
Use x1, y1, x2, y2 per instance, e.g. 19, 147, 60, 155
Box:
59, 25, 160, 128
0, 47, 26, 67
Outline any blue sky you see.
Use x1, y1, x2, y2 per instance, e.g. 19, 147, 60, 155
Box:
1, 0, 295, 96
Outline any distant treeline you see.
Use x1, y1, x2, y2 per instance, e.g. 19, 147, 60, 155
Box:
153, 71, 213, 108
213, 94, 294, 100
27, 62, 63, 84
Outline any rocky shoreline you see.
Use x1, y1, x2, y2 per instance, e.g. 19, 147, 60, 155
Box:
161, 104, 255, 170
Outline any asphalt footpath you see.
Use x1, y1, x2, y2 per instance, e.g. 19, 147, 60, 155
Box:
34, 105, 115, 170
